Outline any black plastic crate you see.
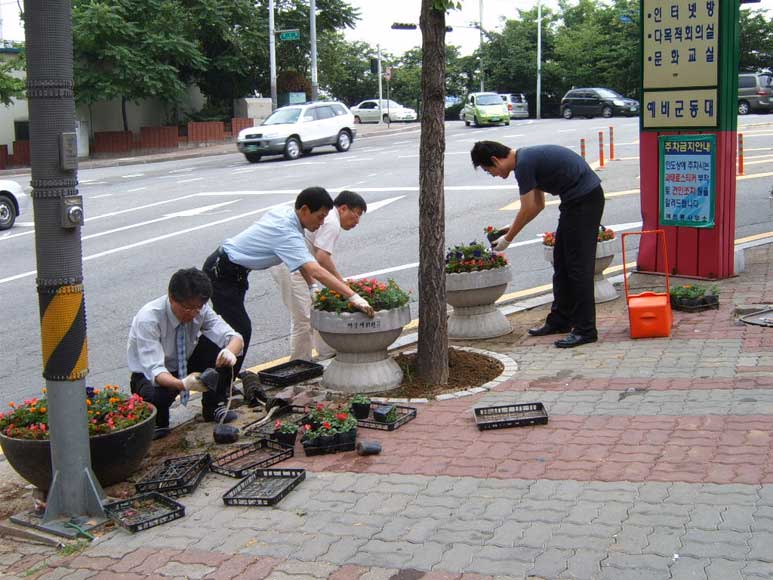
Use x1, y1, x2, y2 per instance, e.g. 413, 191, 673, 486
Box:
357, 403, 417, 431
670, 297, 720, 313
135, 453, 211, 497
210, 438, 293, 478
301, 438, 356, 456
104, 492, 185, 533
474, 402, 549, 431
222, 468, 306, 507
258, 359, 323, 387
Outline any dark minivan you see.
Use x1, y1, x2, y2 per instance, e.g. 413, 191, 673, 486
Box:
560, 88, 639, 119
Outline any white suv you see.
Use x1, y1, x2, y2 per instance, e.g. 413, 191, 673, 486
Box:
0, 179, 29, 230
237, 102, 356, 163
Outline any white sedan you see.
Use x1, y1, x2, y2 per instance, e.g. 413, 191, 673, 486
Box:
350, 100, 418, 124
0, 179, 29, 230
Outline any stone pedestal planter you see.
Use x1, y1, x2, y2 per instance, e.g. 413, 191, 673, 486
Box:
543, 239, 618, 303
446, 265, 512, 339
311, 305, 411, 393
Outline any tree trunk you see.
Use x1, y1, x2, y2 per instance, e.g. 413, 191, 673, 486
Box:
121, 96, 128, 132
416, 1, 448, 385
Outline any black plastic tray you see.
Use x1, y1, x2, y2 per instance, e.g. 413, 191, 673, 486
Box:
357, 403, 417, 431
243, 405, 310, 437
474, 402, 549, 430
302, 439, 356, 456
135, 453, 211, 497
210, 438, 293, 478
222, 468, 306, 507
670, 298, 720, 312
258, 359, 323, 387
104, 492, 185, 533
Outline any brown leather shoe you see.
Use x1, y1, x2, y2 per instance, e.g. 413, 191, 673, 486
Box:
528, 324, 571, 337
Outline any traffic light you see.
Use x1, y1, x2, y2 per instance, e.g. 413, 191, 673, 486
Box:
370, 58, 378, 74
391, 22, 417, 30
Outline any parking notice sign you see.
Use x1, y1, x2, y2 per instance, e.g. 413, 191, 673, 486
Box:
659, 135, 715, 228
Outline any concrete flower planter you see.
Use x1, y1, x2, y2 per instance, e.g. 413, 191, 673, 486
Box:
311, 305, 411, 393
543, 239, 619, 303
446, 265, 512, 339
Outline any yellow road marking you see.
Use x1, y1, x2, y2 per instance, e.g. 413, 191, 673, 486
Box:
738, 171, 773, 180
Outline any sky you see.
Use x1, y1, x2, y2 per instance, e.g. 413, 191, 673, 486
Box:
0, 0, 770, 56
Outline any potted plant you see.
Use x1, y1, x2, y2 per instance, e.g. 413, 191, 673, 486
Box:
445, 234, 512, 339
0, 386, 156, 491
271, 420, 299, 448
542, 226, 619, 303
311, 278, 411, 393
332, 410, 357, 445
373, 404, 398, 424
669, 283, 720, 311
349, 394, 372, 420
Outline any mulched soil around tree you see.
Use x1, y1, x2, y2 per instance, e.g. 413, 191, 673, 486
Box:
386, 347, 504, 399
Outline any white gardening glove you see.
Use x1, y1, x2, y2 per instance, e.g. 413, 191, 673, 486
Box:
493, 235, 511, 252
348, 293, 375, 317
217, 348, 237, 367
309, 283, 321, 300
182, 372, 207, 391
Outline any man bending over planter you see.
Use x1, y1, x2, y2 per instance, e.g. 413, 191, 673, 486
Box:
197, 186, 374, 377
128, 268, 244, 439
470, 140, 605, 348
270, 190, 368, 361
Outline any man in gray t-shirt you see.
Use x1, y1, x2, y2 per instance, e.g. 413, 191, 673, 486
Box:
470, 140, 605, 348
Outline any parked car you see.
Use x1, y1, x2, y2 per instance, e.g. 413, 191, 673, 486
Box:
738, 73, 773, 115
560, 88, 639, 119
460, 92, 510, 126
499, 93, 529, 119
350, 100, 418, 123
0, 179, 29, 230
236, 102, 356, 163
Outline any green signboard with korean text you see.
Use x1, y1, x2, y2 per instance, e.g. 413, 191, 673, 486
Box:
659, 134, 716, 228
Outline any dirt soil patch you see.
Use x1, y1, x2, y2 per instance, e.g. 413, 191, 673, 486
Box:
386, 347, 504, 399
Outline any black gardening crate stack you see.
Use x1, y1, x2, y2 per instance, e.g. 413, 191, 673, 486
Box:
222, 468, 306, 506
474, 402, 549, 430
244, 405, 310, 438
258, 359, 323, 387
356, 403, 417, 431
135, 453, 211, 497
210, 439, 293, 478
104, 492, 185, 533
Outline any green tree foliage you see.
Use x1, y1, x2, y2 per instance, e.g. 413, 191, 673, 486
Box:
317, 35, 378, 105
0, 47, 26, 107
739, 7, 773, 72
73, 0, 206, 130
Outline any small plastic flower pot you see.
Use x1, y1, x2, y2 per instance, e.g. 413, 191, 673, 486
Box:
272, 430, 297, 448
373, 405, 396, 424
350, 402, 371, 420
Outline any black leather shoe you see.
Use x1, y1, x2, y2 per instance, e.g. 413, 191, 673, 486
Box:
528, 324, 571, 337
555, 333, 598, 348
153, 427, 171, 440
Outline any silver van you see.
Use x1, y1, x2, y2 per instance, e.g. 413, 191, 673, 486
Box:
738, 73, 773, 115
499, 93, 529, 119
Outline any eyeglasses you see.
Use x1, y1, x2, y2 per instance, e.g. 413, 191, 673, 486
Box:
176, 301, 205, 313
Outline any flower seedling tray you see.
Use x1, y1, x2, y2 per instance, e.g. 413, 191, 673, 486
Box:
258, 359, 323, 387
244, 405, 310, 437
670, 297, 720, 313
104, 492, 185, 533
302, 439, 356, 456
135, 453, 211, 497
222, 468, 306, 507
210, 439, 293, 478
474, 403, 549, 431
357, 403, 417, 431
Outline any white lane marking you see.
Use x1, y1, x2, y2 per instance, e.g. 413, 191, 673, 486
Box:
446, 151, 470, 155
81, 181, 108, 186
348, 220, 644, 280
558, 129, 576, 133
365, 195, 405, 213
367, 173, 379, 177
393, 140, 414, 145
343, 157, 374, 162
127, 187, 147, 192
0, 200, 287, 285
121, 174, 144, 179
398, 154, 419, 158
233, 167, 258, 174
92, 194, 113, 199
160, 175, 181, 179
168, 167, 194, 173
177, 177, 204, 184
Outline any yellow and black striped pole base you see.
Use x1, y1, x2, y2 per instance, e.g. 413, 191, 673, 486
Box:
38, 283, 89, 381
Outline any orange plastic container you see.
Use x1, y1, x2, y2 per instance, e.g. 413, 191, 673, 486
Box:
622, 231, 673, 339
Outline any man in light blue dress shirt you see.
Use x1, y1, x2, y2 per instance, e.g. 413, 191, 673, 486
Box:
199, 187, 373, 376
128, 268, 244, 438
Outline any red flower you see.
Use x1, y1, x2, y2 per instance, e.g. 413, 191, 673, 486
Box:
335, 413, 348, 422
322, 421, 332, 430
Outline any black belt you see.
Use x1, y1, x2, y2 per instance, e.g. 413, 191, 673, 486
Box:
209, 247, 250, 284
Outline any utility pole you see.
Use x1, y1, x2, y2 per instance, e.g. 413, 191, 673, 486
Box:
536, 0, 542, 119
377, 44, 384, 125
23, 0, 105, 537
310, 0, 318, 101
479, 0, 484, 91
269, 0, 277, 110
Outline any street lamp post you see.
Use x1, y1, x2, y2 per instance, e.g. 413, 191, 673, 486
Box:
310, 0, 318, 101
536, 0, 542, 119
269, 0, 277, 110
479, 0, 484, 91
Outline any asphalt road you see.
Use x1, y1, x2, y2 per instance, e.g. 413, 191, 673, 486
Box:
2, 116, 772, 404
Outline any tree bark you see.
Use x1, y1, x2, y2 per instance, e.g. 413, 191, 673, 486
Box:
416, 1, 448, 384
121, 96, 129, 133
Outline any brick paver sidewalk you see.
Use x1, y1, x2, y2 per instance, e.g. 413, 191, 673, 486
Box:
2, 244, 772, 580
